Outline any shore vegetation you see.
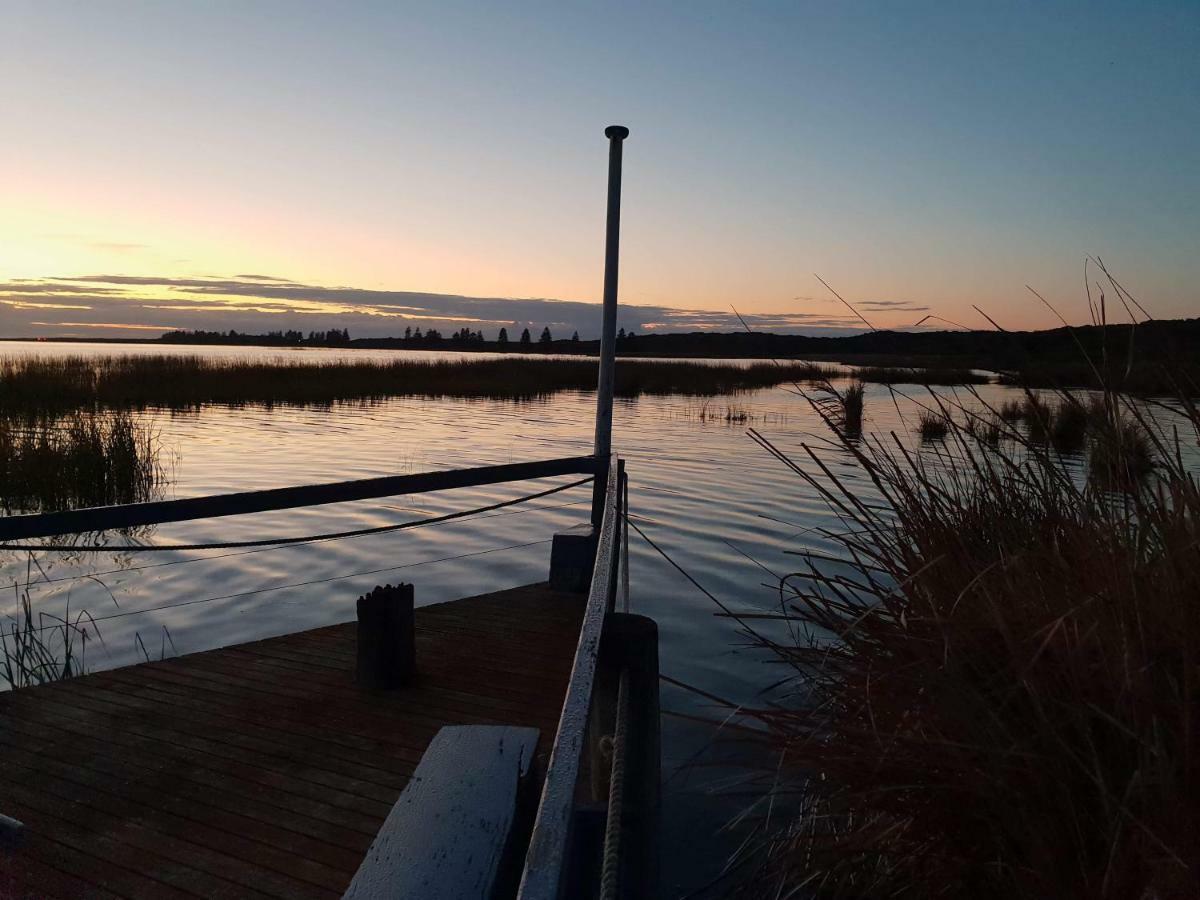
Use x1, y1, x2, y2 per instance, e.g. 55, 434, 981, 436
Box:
0, 355, 849, 413
0, 409, 163, 513
718, 377, 1199, 898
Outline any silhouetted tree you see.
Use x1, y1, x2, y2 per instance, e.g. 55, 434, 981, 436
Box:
617, 327, 626, 340
571, 331, 580, 342
539, 327, 552, 344
519, 328, 532, 346
498, 327, 508, 346
404, 326, 412, 340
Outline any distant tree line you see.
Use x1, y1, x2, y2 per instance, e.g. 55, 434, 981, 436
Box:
161, 324, 602, 352
154, 317, 1200, 393
160, 329, 351, 347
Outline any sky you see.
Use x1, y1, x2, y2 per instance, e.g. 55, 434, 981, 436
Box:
2, 0, 1197, 340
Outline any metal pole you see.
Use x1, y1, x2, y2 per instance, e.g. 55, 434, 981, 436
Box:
593, 124, 628, 460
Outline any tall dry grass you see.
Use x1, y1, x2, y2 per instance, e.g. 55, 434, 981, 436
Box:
713, 381, 1200, 898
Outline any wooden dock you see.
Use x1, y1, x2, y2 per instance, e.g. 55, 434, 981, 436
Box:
0, 583, 585, 900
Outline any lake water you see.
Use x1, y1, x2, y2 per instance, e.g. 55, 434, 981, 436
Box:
2, 341, 1186, 895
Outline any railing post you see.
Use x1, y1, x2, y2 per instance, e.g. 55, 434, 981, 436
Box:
591, 125, 629, 528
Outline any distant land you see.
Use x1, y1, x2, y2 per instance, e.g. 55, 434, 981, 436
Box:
5, 317, 1198, 393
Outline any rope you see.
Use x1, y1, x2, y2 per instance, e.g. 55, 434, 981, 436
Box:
599, 667, 631, 900
0, 497, 590, 593
10, 537, 553, 633
620, 471, 631, 613
0, 477, 592, 553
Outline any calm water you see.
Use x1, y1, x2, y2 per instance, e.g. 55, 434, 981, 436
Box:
4, 341, 1184, 895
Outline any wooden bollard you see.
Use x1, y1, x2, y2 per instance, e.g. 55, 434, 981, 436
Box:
356, 583, 415, 689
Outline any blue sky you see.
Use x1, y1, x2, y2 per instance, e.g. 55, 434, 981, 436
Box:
2, 1, 1196, 338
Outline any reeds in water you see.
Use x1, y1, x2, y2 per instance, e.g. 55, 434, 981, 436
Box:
840, 381, 865, 434
0, 354, 842, 412
0, 409, 163, 512
916, 408, 949, 440
1, 567, 96, 690
719, 384, 1198, 898
852, 365, 989, 386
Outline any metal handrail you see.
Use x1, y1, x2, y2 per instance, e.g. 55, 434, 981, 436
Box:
0, 455, 603, 541
517, 454, 622, 900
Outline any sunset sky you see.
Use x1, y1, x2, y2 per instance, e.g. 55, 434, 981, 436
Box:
2, 1, 1197, 339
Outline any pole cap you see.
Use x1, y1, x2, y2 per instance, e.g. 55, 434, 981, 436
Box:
605, 125, 630, 141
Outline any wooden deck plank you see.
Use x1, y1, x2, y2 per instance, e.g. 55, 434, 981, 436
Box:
1, 714, 387, 837
0, 583, 584, 899
0, 725, 374, 856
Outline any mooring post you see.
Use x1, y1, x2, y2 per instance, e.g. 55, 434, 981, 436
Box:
591, 124, 629, 528
356, 583, 415, 689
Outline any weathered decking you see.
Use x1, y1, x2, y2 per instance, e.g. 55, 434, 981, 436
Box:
0, 583, 585, 900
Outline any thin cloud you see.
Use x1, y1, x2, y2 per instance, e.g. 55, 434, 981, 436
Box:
234, 274, 299, 283
3, 273, 875, 339
0, 282, 123, 294
30, 321, 178, 331
1, 299, 93, 310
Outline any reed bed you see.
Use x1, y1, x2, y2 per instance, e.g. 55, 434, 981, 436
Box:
675, 399, 758, 424
0, 409, 163, 512
0, 355, 842, 413
972, 392, 1154, 472
916, 408, 949, 440
840, 382, 865, 434
713, 382, 1199, 898
852, 365, 990, 386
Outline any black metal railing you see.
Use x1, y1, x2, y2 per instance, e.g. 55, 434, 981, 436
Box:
0, 455, 603, 542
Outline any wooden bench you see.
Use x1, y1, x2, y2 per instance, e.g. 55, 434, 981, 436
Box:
343, 725, 540, 900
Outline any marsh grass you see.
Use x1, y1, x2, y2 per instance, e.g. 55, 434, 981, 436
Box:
840, 382, 865, 434
852, 365, 989, 386
705, 379, 1198, 898
1, 561, 177, 690
802, 379, 867, 438
1, 563, 97, 690
0, 354, 842, 413
676, 400, 784, 425
916, 408, 949, 441
999, 398, 1025, 422
697, 401, 751, 424
1087, 397, 1157, 488
963, 410, 1003, 447
0, 409, 163, 513
1050, 397, 1090, 451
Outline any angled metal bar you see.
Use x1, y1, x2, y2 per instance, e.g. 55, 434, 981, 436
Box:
0, 455, 603, 541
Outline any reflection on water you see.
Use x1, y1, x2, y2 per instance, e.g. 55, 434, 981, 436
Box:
0, 409, 164, 513
2, 342, 1192, 895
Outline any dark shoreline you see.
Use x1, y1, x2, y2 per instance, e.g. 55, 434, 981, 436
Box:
5, 314, 1198, 394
